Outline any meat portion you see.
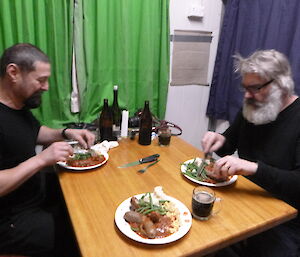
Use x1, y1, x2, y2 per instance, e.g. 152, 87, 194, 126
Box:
124, 211, 142, 223
205, 164, 231, 182
141, 216, 156, 239
148, 211, 160, 223
124, 197, 176, 239
130, 197, 140, 211
66, 154, 105, 167
153, 215, 173, 237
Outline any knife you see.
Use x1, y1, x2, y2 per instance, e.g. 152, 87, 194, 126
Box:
118, 154, 160, 168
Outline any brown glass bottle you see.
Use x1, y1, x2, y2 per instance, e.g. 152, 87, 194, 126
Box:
99, 99, 113, 142
138, 101, 152, 145
112, 85, 122, 139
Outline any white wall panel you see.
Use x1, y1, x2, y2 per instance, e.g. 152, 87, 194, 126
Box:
166, 0, 224, 150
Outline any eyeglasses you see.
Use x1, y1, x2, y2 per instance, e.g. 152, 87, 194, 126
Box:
240, 79, 274, 94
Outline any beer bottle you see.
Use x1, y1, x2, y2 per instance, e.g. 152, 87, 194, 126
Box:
99, 99, 113, 142
112, 85, 122, 139
138, 101, 152, 145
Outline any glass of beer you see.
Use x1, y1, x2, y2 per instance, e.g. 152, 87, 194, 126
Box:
192, 186, 221, 220
158, 127, 171, 146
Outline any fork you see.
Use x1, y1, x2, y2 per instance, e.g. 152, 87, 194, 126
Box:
204, 152, 213, 161
138, 160, 159, 173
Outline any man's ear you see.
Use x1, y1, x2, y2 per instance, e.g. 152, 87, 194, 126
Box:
6, 63, 20, 83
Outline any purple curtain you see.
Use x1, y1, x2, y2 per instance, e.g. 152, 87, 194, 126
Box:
207, 0, 300, 123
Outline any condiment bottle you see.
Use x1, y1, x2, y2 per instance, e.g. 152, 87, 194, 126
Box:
99, 98, 113, 142
112, 85, 122, 139
138, 100, 152, 145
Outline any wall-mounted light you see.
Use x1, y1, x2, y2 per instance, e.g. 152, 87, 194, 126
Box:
187, 3, 204, 19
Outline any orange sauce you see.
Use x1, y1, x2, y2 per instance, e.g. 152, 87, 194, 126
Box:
67, 155, 105, 167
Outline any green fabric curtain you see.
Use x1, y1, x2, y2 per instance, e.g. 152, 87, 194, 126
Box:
0, 0, 170, 127
0, 0, 75, 128
75, 0, 170, 122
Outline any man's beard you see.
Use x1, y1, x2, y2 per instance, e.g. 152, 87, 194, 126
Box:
243, 87, 283, 125
24, 91, 43, 109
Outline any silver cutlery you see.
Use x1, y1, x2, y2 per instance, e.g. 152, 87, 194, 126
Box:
204, 152, 213, 161
118, 154, 160, 168
138, 160, 159, 173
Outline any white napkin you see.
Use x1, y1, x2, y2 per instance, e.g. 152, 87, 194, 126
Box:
91, 140, 119, 155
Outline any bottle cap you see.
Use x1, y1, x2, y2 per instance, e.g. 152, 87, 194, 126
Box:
114, 85, 118, 90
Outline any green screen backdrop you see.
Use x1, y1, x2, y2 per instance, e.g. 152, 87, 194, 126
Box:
0, 0, 170, 128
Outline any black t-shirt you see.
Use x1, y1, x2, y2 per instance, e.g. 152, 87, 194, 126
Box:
217, 98, 300, 210
0, 102, 43, 213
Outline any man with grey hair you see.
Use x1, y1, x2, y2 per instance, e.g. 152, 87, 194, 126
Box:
237, 49, 295, 125
202, 49, 300, 256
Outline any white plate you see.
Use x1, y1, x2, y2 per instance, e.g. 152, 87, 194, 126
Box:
181, 159, 238, 187
57, 151, 109, 171
115, 193, 192, 244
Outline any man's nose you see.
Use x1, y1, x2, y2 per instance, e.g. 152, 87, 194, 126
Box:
41, 81, 49, 91
244, 90, 254, 99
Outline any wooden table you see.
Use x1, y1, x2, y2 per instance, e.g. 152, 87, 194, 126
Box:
58, 137, 297, 257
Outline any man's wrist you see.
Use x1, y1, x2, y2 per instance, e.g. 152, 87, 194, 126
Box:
248, 162, 258, 175
61, 128, 69, 139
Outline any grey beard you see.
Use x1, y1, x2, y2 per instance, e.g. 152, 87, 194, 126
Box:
243, 87, 283, 125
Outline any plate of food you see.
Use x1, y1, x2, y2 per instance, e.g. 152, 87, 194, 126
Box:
57, 148, 108, 171
181, 157, 237, 187
115, 186, 192, 244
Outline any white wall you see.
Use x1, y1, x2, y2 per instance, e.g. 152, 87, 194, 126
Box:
165, 0, 226, 150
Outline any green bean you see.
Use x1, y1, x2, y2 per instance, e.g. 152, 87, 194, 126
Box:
137, 206, 148, 212
130, 226, 139, 231
149, 193, 153, 209
184, 159, 209, 182
143, 208, 157, 215
159, 200, 169, 204
136, 193, 168, 215
197, 160, 207, 177
73, 152, 92, 160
